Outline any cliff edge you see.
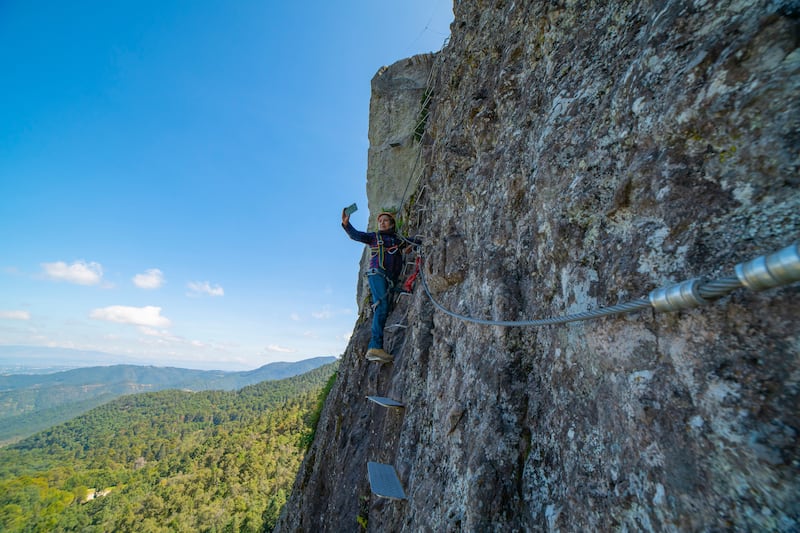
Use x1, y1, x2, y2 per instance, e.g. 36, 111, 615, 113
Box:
276, 1, 799, 531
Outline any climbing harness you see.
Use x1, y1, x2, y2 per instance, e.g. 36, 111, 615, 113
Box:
365, 268, 395, 312
365, 268, 395, 286
369, 233, 402, 273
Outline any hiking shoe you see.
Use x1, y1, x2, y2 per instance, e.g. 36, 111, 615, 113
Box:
366, 348, 394, 363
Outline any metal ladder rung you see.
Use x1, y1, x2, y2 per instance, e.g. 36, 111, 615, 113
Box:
367, 462, 407, 500
366, 396, 405, 408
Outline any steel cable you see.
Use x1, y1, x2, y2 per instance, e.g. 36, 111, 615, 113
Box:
414, 245, 799, 328
418, 251, 651, 327
697, 277, 743, 300
385, 40, 797, 329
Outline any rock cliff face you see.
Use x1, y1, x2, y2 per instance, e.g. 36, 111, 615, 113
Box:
276, 1, 799, 531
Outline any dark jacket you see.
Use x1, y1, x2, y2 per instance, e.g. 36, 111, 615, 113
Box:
343, 222, 412, 282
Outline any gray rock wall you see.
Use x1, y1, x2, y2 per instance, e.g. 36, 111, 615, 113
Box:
366, 53, 434, 222
277, 1, 799, 531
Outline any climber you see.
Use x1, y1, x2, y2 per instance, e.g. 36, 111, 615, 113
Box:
341, 208, 418, 363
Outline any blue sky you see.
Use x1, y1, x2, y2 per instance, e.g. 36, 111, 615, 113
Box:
0, 1, 452, 371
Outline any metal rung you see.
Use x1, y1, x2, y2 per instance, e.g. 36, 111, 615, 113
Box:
366, 396, 405, 408
367, 462, 407, 500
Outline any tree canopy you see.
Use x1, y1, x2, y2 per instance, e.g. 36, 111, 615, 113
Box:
0, 363, 338, 532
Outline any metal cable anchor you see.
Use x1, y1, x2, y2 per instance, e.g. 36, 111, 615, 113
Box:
735, 242, 800, 291
649, 279, 709, 312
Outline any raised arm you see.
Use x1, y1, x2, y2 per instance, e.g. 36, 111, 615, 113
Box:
341, 209, 372, 244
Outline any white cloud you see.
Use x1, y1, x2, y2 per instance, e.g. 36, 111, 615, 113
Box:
266, 344, 296, 353
0, 310, 30, 320
290, 313, 301, 321
133, 268, 164, 289
187, 281, 224, 297
90, 305, 171, 327
42, 260, 103, 285
303, 331, 319, 339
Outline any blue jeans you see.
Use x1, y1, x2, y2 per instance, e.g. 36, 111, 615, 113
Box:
367, 273, 391, 349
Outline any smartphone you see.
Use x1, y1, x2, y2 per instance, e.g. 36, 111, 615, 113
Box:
344, 203, 358, 216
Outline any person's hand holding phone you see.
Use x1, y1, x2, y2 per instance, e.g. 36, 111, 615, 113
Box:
342, 203, 357, 225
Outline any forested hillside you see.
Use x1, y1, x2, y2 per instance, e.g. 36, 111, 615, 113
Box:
0, 356, 336, 445
0, 362, 337, 532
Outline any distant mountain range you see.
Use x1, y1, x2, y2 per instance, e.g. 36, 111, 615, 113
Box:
0, 351, 337, 445
0, 345, 309, 374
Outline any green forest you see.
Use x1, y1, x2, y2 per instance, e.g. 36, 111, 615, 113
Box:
0, 356, 337, 446
0, 362, 338, 532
